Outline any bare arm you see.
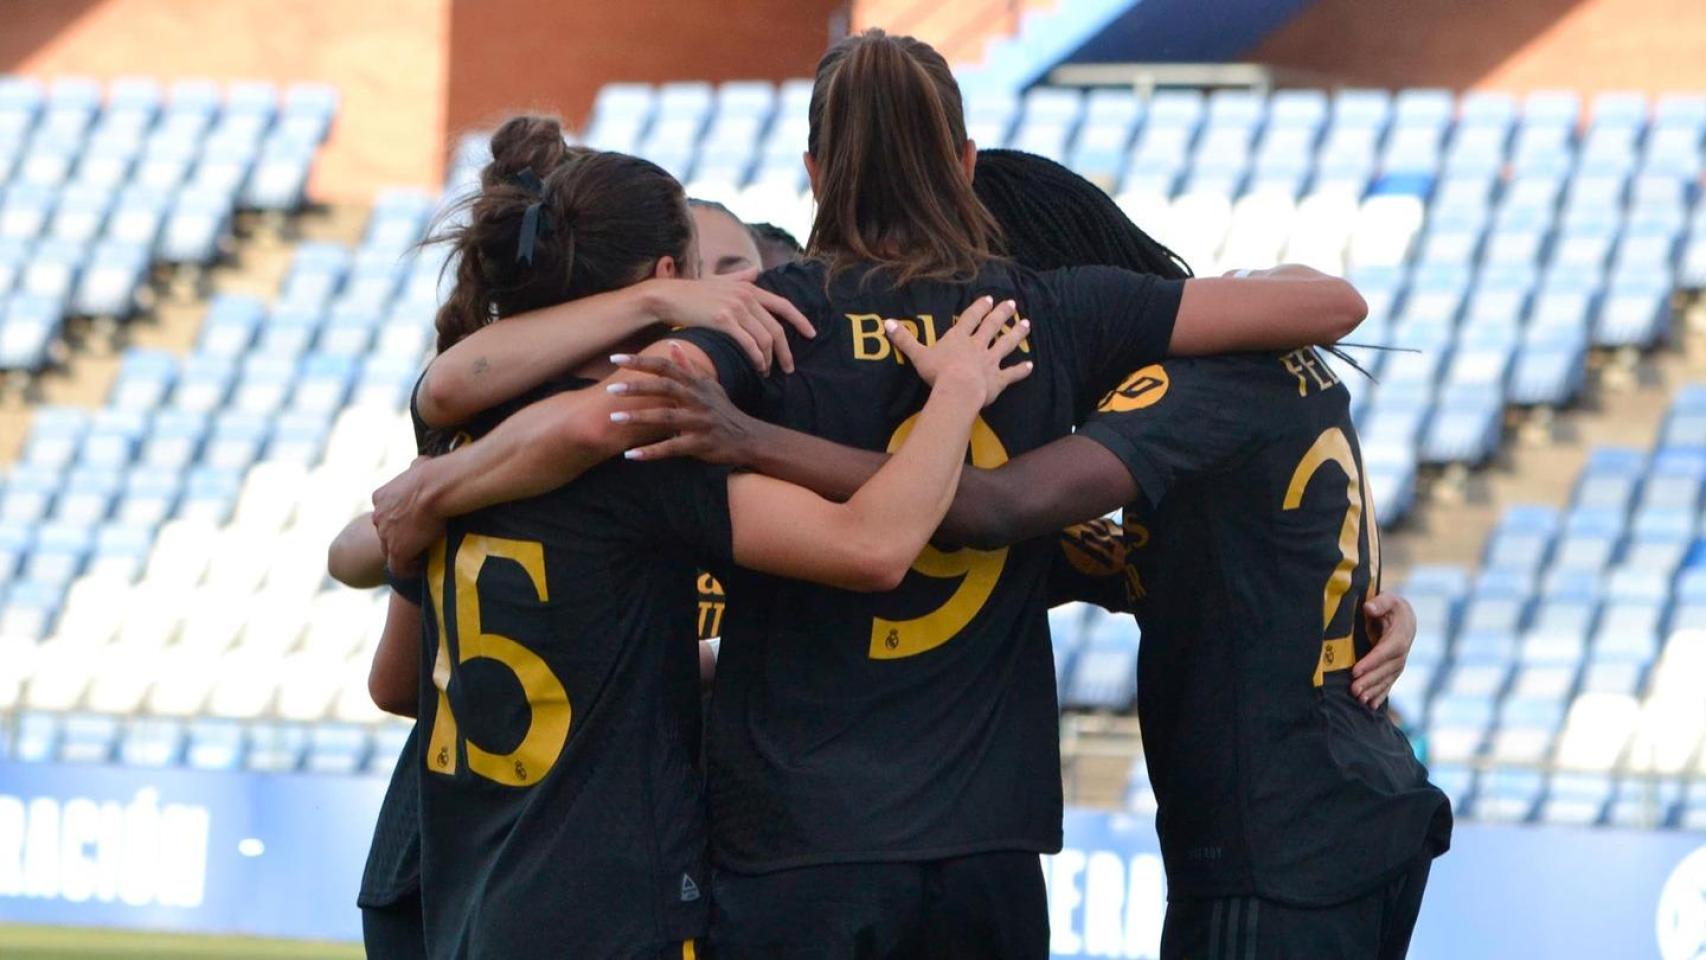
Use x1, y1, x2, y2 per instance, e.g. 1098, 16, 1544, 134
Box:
720, 300, 1033, 590
615, 356, 1137, 550
369, 593, 421, 718
371, 337, 725, 572
1170, 265, 1368, 355
327, 511, 386, 589
416, 273, 813, 428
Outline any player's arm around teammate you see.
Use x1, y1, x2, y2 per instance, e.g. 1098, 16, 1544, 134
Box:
604, 347, 1417, 709
369, 261, 1363, 574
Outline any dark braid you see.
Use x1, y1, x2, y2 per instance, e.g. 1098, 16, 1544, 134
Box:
973, 149, 1372, 378
972, 148, 1192, 280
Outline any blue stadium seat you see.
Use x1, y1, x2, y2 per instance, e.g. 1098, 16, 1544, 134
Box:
120, 717, 186, 767
185, 718, 244, 771
305, 724, 370, 774
118, 465, 182, 526
1482, 505, 1559, 577
0, 291, 63, 371
106, 186, 169, 248
1475, 767, 1545, 822
1489, 697, 1566, 766
158, 185, 233, 264
89, 521, 154, 582
246, 722, 307, 772
244, 139, 316, 212
255, 305, 320, 360
1573, 447, 1647, 512
366, 723, 413, 775
1552, 506, 1626, 573
1, 464, 59, 523
179, 464, 243, 524
197, 293, 265, 357
74, 239, 148, 318
21, 406, 88, 470
140, 409, 209, 472
79, 408, 148, 469
268, 410, 331, 466
1509, 325, 1588, 408
14, 711, 62, 763
204, 410, 271, 470
292, 353, 357, 413
1426, 694, 1496, 763
1061, 615, 1139, 712
58, 713, 120, 764
1606, 777, 1683, 829
1421, 385, 1504, 465
54, 466, 121, 525
26, 521, 93, 587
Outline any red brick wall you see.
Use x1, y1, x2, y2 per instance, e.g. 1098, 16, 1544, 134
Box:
1253, 0, 1706, 94
3, 0, 450, 201
445, 0, 847, 139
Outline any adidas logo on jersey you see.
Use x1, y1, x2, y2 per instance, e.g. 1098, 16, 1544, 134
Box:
680, 873, 701, 902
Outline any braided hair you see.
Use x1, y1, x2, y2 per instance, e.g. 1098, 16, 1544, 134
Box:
972, 148, 1192, 280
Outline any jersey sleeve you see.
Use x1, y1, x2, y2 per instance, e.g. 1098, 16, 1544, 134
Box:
666, 328, 774, 415
1048, 267, 1185, 413
386, 566, 425, 607
1074, 357, 1256, 510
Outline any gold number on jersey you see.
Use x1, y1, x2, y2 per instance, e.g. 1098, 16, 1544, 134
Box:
869, 416, 1009, 659
1282, 427, 1379, 687
424, 535, 572, 786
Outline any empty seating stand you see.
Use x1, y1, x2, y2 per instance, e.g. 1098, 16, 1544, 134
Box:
0, 74, 337, 382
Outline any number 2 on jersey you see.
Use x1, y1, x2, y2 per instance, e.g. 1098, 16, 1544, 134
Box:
1283, 427, 1381, 687
869, 415, 1009, 660
425, 535, 572, 786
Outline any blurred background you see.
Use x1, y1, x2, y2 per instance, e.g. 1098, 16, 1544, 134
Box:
0, 0, 1704, 957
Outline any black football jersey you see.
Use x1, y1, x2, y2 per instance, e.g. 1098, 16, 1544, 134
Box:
673, 257, 1183, 871
1065, 350, 1452, 906
406, 380, 735, 957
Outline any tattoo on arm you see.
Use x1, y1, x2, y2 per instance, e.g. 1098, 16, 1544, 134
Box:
471, 357, 489, 377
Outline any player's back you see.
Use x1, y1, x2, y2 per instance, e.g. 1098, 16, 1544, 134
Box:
413, 387, 733, 957
677, 257, 1182, 870
1081, 349, 1450, 906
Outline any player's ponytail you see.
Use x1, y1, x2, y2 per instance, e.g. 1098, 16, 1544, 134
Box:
806, 29, 999, 285
428, 114, 694, 357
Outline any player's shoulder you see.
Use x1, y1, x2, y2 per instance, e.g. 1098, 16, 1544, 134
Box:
757, 258, 828, 300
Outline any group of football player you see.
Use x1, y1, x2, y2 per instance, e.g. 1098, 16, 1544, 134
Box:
325, 27, 1452, 960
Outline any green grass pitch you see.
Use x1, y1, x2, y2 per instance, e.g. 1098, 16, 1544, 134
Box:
0, 924, 364, 959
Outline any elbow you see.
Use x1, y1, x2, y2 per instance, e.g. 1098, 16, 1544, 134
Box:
368, 672, 416, 718
1326, 281, 1367, 341
417, 365, 471, 428
838, 536, 914, 593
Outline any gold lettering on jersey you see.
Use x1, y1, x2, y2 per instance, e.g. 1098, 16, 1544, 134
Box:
1282, 428, 1363, 687
1280, 349, 1340, 397
454, 536, 571, 786
849, 312, 1032, 366
425, 541, 457, 774
424, 535, 572, 787
1098, 365, 1170, 412
697, 572, 726, 640
870, 416, 1010, 659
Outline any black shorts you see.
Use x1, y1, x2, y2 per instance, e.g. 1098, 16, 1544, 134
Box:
711, 850, 1048, 960
1161, 856, 1433, 960
362, 890, 427, 960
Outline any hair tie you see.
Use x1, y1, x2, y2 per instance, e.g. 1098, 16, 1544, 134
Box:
510, 167, 552, 265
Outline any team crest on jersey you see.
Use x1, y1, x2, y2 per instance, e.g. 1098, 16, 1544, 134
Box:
1059, 518, 1128, 576
1099, 365, 1170, 412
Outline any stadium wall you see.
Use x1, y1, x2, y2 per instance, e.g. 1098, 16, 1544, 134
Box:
444, 0, 847, 147
0, 0, 451, 202
1251, 0, 1706, 93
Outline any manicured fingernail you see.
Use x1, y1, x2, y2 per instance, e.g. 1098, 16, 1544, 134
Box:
884, 320, 897, 333
610, 354, 632, 364
607, 383, 629, 394
1019, 319, 1030, 328
610, 412, 630, 423
624, 449, 644, 460
1024, 362, 1034, 370
1003, 300, 1017, 311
